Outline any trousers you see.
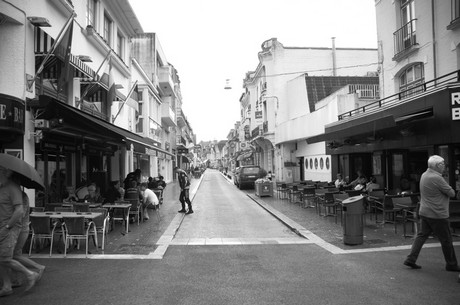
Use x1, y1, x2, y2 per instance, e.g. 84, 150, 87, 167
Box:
406, 216, 458, 267
179, 189, 192, 210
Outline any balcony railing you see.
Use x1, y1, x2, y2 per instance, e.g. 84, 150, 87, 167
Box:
393, 19, 417, 58
337, 69, 460, 121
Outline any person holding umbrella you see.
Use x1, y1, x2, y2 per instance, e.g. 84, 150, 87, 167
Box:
175, 167, 193, 214
0, 153, 45, 296
0, 166, 39, 296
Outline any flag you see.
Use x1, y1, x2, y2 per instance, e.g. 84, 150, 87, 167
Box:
80, 50, 111, 100
125, 84, 139, 112
106, 56, 116, 120
56, 18, 74, 94
28, 12, 75, 90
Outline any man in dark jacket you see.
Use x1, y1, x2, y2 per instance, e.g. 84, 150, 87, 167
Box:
175, 167, 193, 214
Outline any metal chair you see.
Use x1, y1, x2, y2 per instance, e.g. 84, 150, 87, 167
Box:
289, 185, 303, 204
29, 215, 64, 257
89, 208, 110, 252
63, 216, 97, 258
301, 187, 316, 209
73, 203, 90, 212
29, 207, 45, 213
55, 207, 73, 212
127, 199, 142, 225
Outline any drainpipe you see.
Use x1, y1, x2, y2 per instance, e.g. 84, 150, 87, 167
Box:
431, 0, 437, 81
331, 37, 337, 76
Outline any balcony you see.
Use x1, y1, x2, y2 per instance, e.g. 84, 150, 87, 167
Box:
161, 100, 176, 127
159, 66, 174, 96
393, 19, 418, 61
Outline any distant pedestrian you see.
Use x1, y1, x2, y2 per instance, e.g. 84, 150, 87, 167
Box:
404, 155, 460, 272
175, 167, 193, 214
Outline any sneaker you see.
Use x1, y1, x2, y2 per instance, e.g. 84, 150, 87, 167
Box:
24, 272, 39, 292
404, 261, 421, 269
0, 288, 13, 297
178, 209, 186, 213
186, 210, 194, 214
446, 265, 460, 272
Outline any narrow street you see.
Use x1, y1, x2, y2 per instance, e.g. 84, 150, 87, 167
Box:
3, 170, 459, 305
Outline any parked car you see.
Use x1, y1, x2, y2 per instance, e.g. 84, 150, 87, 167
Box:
235, 165, 264, 189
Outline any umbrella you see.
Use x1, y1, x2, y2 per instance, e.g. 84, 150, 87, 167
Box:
0, 153, 45, 190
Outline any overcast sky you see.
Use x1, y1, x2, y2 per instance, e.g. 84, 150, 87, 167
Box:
129, 0, 378, 143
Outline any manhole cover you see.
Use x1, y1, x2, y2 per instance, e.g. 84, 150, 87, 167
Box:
365, 239, 387, 244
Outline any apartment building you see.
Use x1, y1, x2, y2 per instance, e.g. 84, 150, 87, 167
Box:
307, 0, 460, 192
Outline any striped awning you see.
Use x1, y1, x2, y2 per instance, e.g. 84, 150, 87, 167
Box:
34, 27, 95, 78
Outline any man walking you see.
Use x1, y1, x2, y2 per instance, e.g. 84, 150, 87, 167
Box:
404, 155, 460, 272
175, 167, 193, 214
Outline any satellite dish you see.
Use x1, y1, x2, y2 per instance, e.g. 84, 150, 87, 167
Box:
224, 79, 232, 90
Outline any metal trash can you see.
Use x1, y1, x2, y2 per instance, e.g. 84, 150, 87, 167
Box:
342, 195, 364, 245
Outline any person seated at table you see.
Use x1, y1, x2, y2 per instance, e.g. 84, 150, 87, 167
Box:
147, 177, 158, 190
104, 180, 122, 204
83, 183, 103, 203
156, 176, 167, 189
365, 176, 380, 193
345, 170, 367, 190
334, 173, 346, 189
63, 186, 78, 203
139, 182, 159, 220
124, 180, 143, 201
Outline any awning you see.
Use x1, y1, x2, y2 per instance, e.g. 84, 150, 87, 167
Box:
306, 114, 396, 144
33, 95, 173, 156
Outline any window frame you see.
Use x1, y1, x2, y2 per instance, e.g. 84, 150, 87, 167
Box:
86, 0, 96, 27
103, 12, 112, 46
398, 63, 425, 98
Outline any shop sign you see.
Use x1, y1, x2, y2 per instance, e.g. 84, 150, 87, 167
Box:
452, 91, 460, 120
157, 152, 165, 158
145, 148, 158, 156
0, 96, 25, 133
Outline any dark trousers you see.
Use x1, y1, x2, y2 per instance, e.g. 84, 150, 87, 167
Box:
406, 216, 458, 267
179, 189, 192, 210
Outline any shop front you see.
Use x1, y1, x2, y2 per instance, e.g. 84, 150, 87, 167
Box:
307, 83, 460, 193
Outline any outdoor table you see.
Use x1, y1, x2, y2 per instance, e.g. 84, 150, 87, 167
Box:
103, 203, 131, 233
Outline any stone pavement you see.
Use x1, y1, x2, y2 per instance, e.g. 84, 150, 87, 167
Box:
242, 181, 460, 252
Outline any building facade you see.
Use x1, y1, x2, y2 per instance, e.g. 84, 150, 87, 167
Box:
0, 0, 193, 205
307, 0, 460, 193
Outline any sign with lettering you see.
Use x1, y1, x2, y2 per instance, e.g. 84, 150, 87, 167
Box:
0, 95, 25, 134
452, 91, 460, 120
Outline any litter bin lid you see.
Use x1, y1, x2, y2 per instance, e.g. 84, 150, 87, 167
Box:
341, 195, 363, 205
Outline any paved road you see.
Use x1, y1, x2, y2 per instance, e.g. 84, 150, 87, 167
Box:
2, 170, 459, 304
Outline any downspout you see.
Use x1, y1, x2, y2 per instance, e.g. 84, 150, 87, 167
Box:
331, 37, 337, 76
431, 0, 437, 81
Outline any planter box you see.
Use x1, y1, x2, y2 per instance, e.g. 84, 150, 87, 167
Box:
255, 182, 273, 197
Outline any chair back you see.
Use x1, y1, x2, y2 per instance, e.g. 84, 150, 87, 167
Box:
383, 195, 396, 209
327, 188, 340, 193
74, 203, 90, 212
324, 192, 335, 204
89, 208, 109, 228
30, 216, 52, 234
345, 190, 362, 197
303, 187, 315, 196
292, 185, 298, 191
391, 196, 413, 207
63, 217, 86, 235
45, 203, 63, 211
55, 207, 73, 212
30, 207, 45, 213
127, 199, 140, 211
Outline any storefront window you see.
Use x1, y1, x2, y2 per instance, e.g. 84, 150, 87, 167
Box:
454, 146, 460, 192
438, 145, 450, 183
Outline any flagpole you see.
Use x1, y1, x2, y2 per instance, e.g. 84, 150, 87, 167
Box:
80, 49, 112, 99
27, 11, 76, 90
112, 80, 138, 123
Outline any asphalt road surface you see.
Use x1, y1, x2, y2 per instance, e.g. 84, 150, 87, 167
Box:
2, 170, 459, 304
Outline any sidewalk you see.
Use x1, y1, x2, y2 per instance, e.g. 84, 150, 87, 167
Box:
243, 181, 460, 251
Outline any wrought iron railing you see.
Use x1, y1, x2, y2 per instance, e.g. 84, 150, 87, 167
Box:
338, 70, 460, 121
393, 19, 417, 57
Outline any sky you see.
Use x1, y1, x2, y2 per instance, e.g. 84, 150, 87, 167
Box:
129, 0, 378, 143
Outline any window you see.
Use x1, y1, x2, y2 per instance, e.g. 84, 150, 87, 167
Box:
399, 63, 424, 98
394, 0, 417, 57
86, 0, 96, 27
103, 13, 112, 45
453, 0, 460, 21
117, 31, 124, 58
401, 0, 415, 26
136, 117, 143, 133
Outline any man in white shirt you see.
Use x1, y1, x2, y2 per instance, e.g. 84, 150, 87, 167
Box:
140, 182, 159, 220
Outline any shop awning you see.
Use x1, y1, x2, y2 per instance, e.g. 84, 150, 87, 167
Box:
306, 114, 396, 144
32, 95, 173, 156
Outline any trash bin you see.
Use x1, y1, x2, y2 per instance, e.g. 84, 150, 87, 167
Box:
342, 195, 364, 245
